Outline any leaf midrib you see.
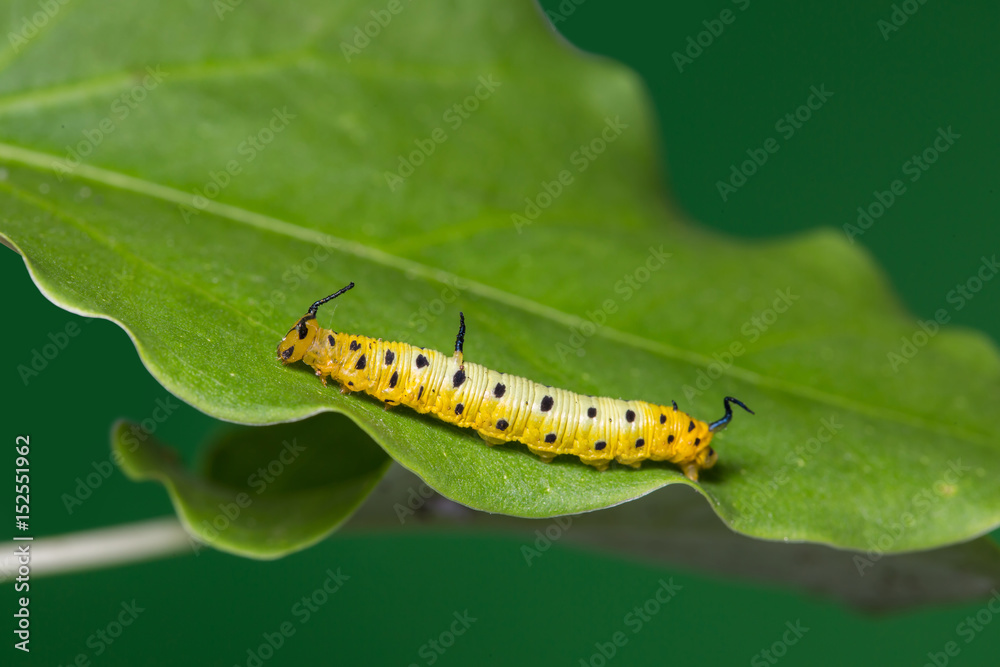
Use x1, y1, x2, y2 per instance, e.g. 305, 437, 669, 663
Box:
0, 140, 992, 447
0, 50, 508, 116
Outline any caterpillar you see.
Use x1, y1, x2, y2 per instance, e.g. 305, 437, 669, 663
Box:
277, 283, 753, 481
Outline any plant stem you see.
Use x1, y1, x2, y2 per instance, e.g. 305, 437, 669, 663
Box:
0, 517, 192, 582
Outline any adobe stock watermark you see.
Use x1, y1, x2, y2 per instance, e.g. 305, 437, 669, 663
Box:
57, 600, 145, 665
192, 439, 306, 551
877, 0, 931, 40
681, 287, 799, 400
716, 84, 834, 202
886, 254, 997, 372
406, 610, 477, 667
393, 480, 436, 523
213, 0, 242, 19
17, 317, 94, 386
750, 620, 810, 667
384, 75, 501, 191
554, 245, 671, 360
736, 416, 843, 522
919, 589, 1000, 667
340, 0, 413, 62
241, 238, 338, 336
543, 0, 590, 26
577, 578, 682, 667
51, 66, 169, 180
178, 107, 296, 222
7, 0, 72, 53
844, 126, 960, 243
513, 116, 629, 234
61, 395, 181, 514
672, 0, 752, 73
406, 276, 471, 334
235, 568, 349, 667
854, 459, 971, 575
521, 515, 573, 566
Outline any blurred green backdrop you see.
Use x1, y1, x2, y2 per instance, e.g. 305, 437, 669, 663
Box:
3, 0, 999, 665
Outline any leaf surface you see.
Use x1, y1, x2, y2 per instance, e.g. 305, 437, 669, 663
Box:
2, 0, 998, 552
113, 414, 390, 558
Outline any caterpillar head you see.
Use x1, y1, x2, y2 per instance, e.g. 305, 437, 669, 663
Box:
277, 282, 355, 365
277, 315, 320, 364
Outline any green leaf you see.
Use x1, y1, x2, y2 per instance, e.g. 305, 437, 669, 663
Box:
116, 415, 1000, 611
2, 0, 999, 552
113, 413, 390, 558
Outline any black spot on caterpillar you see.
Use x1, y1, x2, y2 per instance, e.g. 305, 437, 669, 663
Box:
276, 283, 754, 481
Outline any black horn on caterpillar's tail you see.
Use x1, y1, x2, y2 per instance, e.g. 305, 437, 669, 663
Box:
708, 396, 754, 432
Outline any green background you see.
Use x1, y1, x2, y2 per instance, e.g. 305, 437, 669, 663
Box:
4, 0, 1000, 665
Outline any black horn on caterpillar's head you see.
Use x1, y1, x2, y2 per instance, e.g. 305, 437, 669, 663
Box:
309, 282, 355, 316
277, 282, 355, 364
708, 396, 754, 432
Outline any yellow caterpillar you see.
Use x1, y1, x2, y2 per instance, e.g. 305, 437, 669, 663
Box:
277, 283, 753, 481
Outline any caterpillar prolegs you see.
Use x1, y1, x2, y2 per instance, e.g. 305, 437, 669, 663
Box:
277, 283, 753, 482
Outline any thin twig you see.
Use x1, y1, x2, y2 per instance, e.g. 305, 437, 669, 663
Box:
0, 517, 193, 582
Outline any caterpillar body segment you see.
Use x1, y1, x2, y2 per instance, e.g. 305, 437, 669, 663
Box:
277, 284, 753, 482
